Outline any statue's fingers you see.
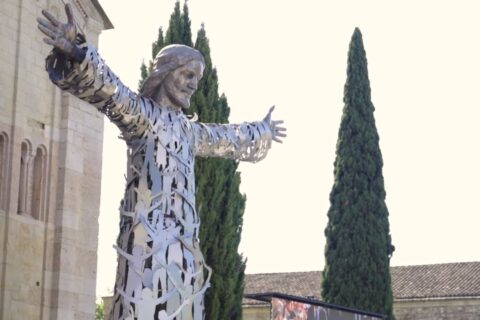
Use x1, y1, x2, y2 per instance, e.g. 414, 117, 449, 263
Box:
42, 9, 60, 27
273, 120, 284, 125
43, 37, 55, 46
38, 23, 57, 39
65, 4, 74, 24
37, 17, 57, 32
276, 132, 287, 137
264, 105, 275, 122
276, 127, 287, 132
272, 136, 283, 143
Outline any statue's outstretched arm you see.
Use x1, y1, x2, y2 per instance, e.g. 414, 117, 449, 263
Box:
192, 106, 286, 162
37, 4, 150, 140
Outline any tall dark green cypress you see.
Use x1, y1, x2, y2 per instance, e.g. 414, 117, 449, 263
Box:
138, 27, 164, 90
138, 61, 149, 90
322, 28, 394, 319
151, 27, 165, 59
180, 1, 193, 47
137, 2, 246, 319
190, 24, 246, 320
164, 1, 193, 46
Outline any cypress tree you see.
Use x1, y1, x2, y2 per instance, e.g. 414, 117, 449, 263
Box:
190, 24, 246, 320
322, 28, 394, 319
137, 27, 164, 90
138, 60, 149, 90
181, 1, 193, 47
164, 1, 188, 46
138, 1, 190, 90
152, 27, 165, 58
137, 2, 246, 318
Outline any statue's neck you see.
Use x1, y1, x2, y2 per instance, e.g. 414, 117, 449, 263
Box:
161, 103, 183, 114
152, 89, 183, 114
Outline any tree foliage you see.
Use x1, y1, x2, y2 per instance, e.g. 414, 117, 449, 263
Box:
322, 28, 395, 319
190, 24, 246, 320
137, 2, 246, 319
95, 300, 104, 320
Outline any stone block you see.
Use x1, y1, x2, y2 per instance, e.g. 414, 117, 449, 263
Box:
56, 289, 79, 311
75, 248, 97, 278
8, 299, 41, 320
54, 307, 75, 320
61, 212, 80, 230
75, 310, 96, 320
64, 146, 84, 174
78, 292, 96, 314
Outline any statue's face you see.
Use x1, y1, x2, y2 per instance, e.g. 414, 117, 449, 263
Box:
162, 60, 204, 109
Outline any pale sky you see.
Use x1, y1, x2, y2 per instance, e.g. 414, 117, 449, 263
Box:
95, 0, 480, 297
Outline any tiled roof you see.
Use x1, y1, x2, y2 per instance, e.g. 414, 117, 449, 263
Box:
244, 271, 322, 306
391, 261, 480, 300
243, 262, 480, 306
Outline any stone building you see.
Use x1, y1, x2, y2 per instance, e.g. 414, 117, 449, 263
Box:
391, 262, 480, 319
243, 262, 480, 320
0, 0, 111, 319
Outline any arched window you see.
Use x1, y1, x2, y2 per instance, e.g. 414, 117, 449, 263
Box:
0, 132, 8, 210
17, 140, 31, 215
31, 146, 46, 220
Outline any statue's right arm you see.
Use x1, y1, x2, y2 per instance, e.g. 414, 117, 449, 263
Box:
38, 4, 151, 140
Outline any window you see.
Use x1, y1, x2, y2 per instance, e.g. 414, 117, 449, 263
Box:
17, 140, 31, 215
0, 132, 8, 210
31, 146, 46, 220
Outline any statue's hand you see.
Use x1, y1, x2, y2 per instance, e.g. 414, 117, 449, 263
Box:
37, 4, 85, 62
263, 105, 287, 143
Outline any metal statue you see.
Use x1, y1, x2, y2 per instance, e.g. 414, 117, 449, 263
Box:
37, 4, 286, 320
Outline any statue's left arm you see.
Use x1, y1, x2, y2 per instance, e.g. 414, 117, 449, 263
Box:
192, 106, 286, 162
45, 42, 150, 139
37, 4, 150, 140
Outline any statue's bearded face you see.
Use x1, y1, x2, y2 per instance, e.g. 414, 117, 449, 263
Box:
163, 60, 204, 109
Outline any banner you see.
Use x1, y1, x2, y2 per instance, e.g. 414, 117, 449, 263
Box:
271, 298, 383, 320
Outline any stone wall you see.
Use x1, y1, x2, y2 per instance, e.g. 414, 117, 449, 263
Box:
242, 305, 270, 320
0, 0, 110, 319
394, 298, 480, 320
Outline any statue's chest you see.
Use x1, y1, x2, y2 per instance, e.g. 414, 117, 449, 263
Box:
150, 111, 195, 174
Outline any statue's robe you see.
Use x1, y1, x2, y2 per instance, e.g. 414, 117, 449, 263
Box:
46, 44, 272, 320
